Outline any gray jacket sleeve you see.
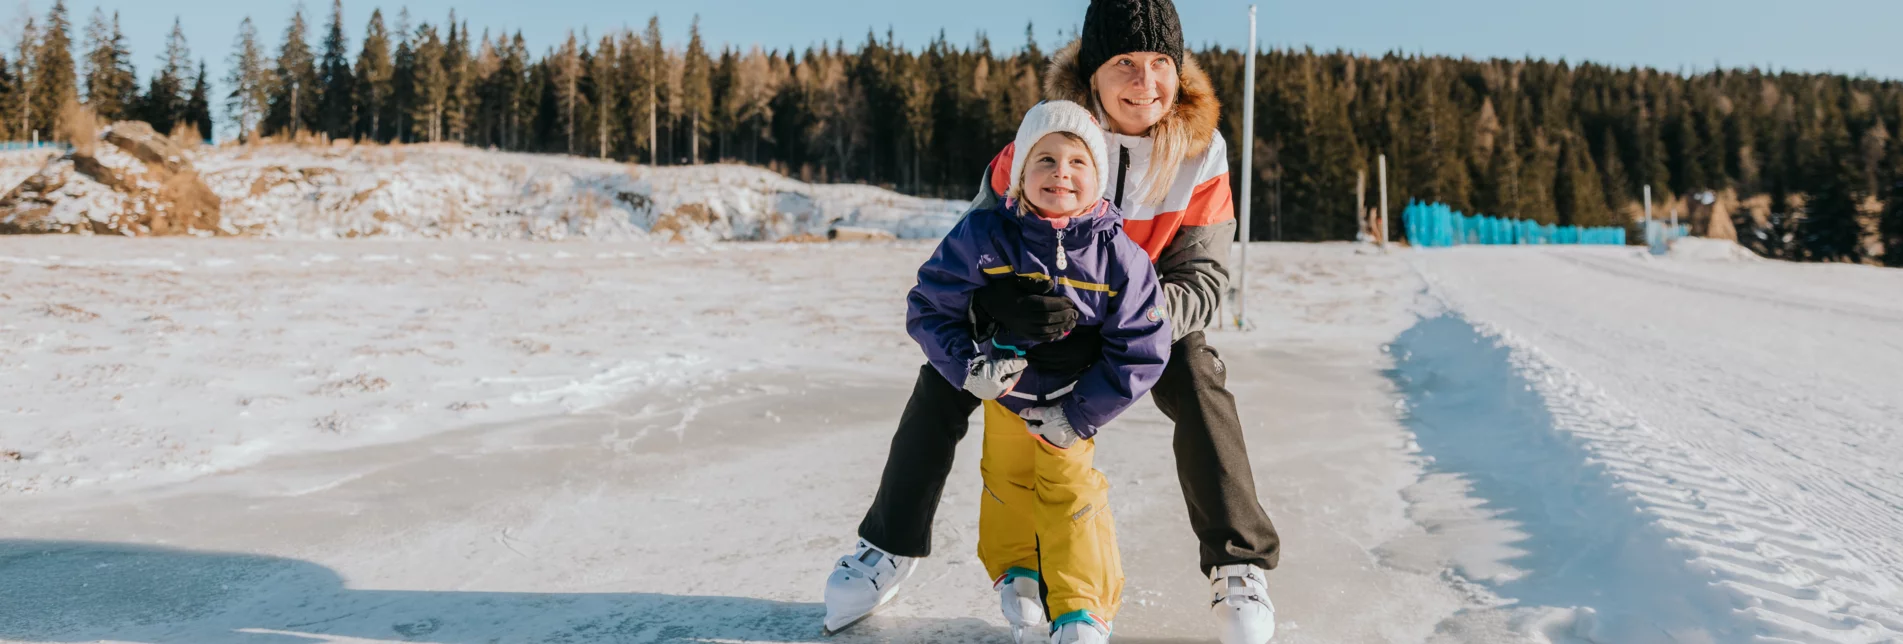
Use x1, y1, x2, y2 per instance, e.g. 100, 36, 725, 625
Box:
1154, 218, 1235, 341
971, 166, 1003, 212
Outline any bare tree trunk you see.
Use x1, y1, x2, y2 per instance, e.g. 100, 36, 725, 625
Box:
647, 79, 657, 165
690, 111, 699, 164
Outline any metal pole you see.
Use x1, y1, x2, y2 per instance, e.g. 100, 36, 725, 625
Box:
1236, 5, 1256, 330
1378, 155, 1389, 249
1643, 185, 1653, 248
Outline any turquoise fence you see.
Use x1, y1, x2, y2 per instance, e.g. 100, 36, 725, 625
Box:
1403, 201, 1627, 247
0, 141, 70, 152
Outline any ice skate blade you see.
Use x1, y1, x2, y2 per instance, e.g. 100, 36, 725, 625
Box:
821, 588, 905, 636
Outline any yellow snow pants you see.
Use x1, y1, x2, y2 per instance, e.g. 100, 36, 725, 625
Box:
977, 400, 1124, 621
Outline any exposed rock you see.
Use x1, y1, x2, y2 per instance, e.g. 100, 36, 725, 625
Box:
0, 121, 222, 236
828, 226, 899, 242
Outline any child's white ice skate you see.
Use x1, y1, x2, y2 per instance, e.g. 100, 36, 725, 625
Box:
821, 539, 918, 635
996, 568, 1049, 644
1049, 610, 1110, 644
1210, 563, 1276, 643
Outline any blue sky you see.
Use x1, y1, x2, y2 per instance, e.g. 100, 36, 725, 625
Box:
18, 0, 1901, 115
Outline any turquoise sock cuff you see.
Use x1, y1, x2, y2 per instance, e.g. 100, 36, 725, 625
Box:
1052, 609, 1109, 633
1002, 566, 1041, 583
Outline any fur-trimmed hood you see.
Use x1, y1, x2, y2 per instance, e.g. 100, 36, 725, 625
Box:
1043, 40, 1222, 160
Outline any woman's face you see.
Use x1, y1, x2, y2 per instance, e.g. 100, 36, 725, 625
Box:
1092, 52, 1178, 136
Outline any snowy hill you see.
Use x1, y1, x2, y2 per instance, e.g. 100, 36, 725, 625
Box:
196, 144, 966, 241
2, 238, 1900, 643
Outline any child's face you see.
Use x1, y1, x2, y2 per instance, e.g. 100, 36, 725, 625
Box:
1023, 133, 1098, 218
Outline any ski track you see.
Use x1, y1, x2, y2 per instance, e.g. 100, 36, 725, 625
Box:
1412, 247, 1903, 643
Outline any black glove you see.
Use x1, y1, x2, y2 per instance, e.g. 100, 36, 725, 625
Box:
973, 276, 1079, 342
1024, 325, 1104, 379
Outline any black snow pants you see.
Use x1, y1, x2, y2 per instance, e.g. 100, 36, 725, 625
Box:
855, 331, 1281, 575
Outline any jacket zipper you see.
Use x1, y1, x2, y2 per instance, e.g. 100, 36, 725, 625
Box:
1055, 227, 1068, 270
1114, 146, 1131, 209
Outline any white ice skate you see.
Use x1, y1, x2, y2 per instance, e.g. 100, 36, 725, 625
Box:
822, 539, 918, 635
996, 568, 1049, 644
1210, 563, 1276, 644
1050, 611, 1110, 644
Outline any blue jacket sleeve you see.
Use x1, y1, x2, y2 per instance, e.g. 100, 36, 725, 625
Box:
1060, 234, 1172, 439
906, 213, 1003, 390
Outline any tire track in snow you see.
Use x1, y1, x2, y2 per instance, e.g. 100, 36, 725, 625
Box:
1406, 251, 1903, 643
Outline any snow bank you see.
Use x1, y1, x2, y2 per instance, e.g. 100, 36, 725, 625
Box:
0, 149, 58, 191
1669, 236, 1762, 262
1411, 246, 1903, 642
194, 144, 965, 241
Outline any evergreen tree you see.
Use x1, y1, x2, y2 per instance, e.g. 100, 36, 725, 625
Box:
140, 19, 192, 135
185, 61, 212, 141
409, 23, 445, 142
267, 4, 318, 137
12, 18, 34, 139
615, 28, 651, 160
30, 0, 75, 140
1556, 132, 1612, 226
643, 17, 663, 163
590, 33, 617, 158
550, 31, 581, 153
388, 9, 414, 142
442, 17, 470, 141
317, 0, 354, 139
81, 9, 135, 121
224, 17, 268, 142
0, 54, 13, 140
1799, 112, 1866, 262
353, 9, 392, 141
1881, 144, 1903, 267
681, 16, 711, 163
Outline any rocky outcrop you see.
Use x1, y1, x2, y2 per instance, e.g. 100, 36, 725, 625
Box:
0, 121, 222, 235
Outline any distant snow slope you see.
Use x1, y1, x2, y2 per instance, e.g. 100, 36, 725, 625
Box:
1408, 246, 1903, 643
193, 144, 965, 241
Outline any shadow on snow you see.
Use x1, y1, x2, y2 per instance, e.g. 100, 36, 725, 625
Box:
1384, 314, 1738, 643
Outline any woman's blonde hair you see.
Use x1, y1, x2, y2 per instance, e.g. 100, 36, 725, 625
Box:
1089, 75, 1190, 207
1010, 130, 1094, 217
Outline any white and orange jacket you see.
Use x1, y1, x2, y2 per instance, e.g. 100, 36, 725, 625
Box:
971, 41, 1236, 342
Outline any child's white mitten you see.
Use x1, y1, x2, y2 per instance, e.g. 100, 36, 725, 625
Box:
1019, 406, 1080, 448
963, 355, 1028, 400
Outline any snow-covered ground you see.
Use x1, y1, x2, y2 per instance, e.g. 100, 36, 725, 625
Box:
194, 144, 965, 241
3, 236, 1900, 643
1404, 246, 1903, 643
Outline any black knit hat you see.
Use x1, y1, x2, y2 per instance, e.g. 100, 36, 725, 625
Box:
1078, 0, 1186, 83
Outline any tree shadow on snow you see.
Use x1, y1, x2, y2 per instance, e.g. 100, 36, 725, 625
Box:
0, 539, 989, 644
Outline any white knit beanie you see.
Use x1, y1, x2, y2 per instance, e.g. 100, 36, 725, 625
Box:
1008, 100, 1113, 207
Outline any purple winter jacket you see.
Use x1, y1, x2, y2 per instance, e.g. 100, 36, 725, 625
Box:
907, 199, 1172, 439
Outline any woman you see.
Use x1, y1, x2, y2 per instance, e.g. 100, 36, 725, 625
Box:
825, 2, 1280, 642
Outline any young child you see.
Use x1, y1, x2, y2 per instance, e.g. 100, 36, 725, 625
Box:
910, 100, 1171, 644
